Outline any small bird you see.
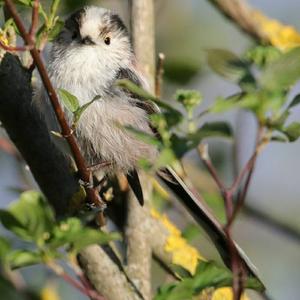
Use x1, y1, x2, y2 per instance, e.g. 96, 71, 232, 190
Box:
36, 6, 258, 277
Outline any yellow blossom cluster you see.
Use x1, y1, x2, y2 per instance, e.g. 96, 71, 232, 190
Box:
151, 209, 252, 299
253, 11, 300, 51
151, 208, 205, 275
211, 287, 249, 300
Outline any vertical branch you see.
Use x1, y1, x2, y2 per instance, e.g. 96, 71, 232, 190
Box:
126, 1, 156, 299
130, 0, 156, 92
79, 245, 142, 300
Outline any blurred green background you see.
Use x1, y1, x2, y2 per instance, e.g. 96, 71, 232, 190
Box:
1, 1, 300, 299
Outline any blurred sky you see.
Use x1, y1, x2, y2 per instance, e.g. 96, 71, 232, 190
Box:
1, 1, 300, 299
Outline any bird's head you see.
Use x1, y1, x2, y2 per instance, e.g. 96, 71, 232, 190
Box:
54, 6, 132, 69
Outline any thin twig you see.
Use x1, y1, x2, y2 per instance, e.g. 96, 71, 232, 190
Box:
29, 0, 39, 40
198, 141, 261, 299
225, 227, 245, 300
155, 52, 165, 98
49, 263, 105, 300
3, 0, 106, 224
198, 144, 226, 194
0, 40, 33, 52
229, 152, 257, 194
68, 256, 105, 300
229, 127, 266, 226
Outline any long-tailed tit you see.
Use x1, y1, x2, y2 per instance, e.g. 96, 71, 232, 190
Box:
36, 6, 258, 277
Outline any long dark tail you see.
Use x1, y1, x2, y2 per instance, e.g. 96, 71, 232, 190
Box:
157, 166, 259, 280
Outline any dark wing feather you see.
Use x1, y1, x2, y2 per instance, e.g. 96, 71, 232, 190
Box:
127, 169, 144, 206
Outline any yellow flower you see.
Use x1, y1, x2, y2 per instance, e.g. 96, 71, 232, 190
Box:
253, 11, 300, 51
0, 29, 9, 46
151, 209, 205, 275
40, 285, 60, 300
212, 287, 250, 300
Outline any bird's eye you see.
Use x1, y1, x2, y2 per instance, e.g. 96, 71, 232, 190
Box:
104, 36, 111, 45
72, 31, 78, 40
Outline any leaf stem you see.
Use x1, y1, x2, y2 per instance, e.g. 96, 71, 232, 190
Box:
48, 262, 105, 300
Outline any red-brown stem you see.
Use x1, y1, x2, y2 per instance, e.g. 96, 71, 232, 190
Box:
223, 190, 234, 223
199, 144, 248, 300
0, 40, 33, 52
228, 156, 257, 228
201, 157, 226, 194
4, 0, 106, 221
68, 257, 100, 297
229, 126, 265, 226
29, 0, 39, 40
60, 271, 105, 300
229, 151, 257, 195
225, 227, 245, 300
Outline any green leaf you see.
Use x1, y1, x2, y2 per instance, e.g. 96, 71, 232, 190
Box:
155, 261, 231, 300
260, 47, 300, 91
170, 135, 190, 158
58, 89, 80, 113
50, 0, 61, 18
200, 122, 233, 138
182, 225, 202, 243
48, 19, 64, 41
0, 236, 11, 262
282, 122, 300, 142
7, 250, 43, 269
164, 110, 184, 128
154, 261, 264, 300
16, 0, 32, 6
49, 218, 120, 252
0, 191, 55, 243
288, 94, 300, 109
125, 126, 162, 147
186, 121, 233, 149
210, 93, 260, 114
116, 79, 182, 116
271, 135, 289, 143
210, 96, 237, 113
117, 79, 156, 100
266, 110, 290, 130
73, 95, 100, 125
155, 148, 177, 168
207, 49, 252, 83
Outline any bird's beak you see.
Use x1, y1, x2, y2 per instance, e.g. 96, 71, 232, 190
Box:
81, 36, 95, 45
